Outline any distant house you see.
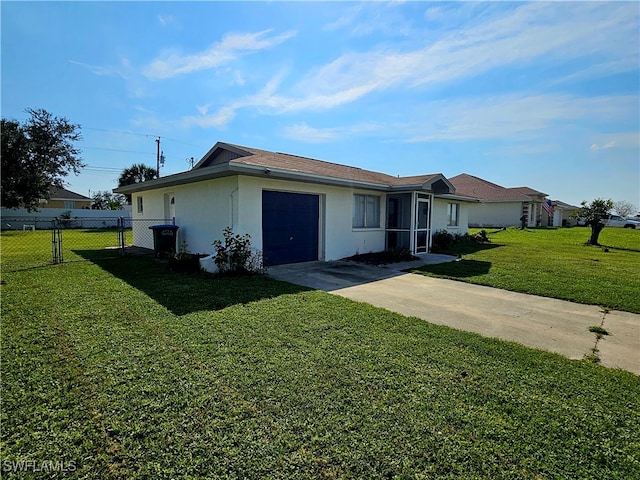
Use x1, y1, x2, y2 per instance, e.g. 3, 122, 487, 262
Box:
41, 186, 91, 210
449, 174, 551, 228
115, 142, 476, 266
551, 200, 581, 227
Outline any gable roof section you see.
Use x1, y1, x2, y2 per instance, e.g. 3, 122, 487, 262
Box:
116, 141, 457, 194
553, 200, 580, 210
48, 186, 91, 201
509, 186, 548, 197
449, 174, 531, 202
449, 173, 549, 202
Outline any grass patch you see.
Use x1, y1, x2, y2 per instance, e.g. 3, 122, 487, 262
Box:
589, 325, 609, 336
2, 253, 640, 478
1, 229, 131, 270
412, 227, 640, 313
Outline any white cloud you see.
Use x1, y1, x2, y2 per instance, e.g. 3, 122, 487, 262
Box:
282, 123, 339, 143
69, 58, 150, 98
144, 29, 296, 79
253, 2, 638, 114
158, 14, 175, 27
404, 94, 638, 143
181, 106, 236, 128
590, 133, 640, 151
324, 2, 411, 37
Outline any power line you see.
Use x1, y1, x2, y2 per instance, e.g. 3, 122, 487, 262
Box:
80, 145, 155, 155
83, 126, 209, 150
83, 127, 157, 138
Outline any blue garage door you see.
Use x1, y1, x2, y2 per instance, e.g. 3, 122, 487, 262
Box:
262, 191, 319, 266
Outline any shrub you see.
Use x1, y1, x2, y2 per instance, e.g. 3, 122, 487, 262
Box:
431, 229, 490, 253
431, 230, 456, 252
212, 227, 264, 274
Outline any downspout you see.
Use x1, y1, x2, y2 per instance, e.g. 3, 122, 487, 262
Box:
229, 187, 238, 229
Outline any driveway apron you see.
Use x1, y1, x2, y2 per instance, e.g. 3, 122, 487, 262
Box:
269, 259, 640, 375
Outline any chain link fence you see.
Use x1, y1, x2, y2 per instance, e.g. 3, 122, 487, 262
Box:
1, 217, 177, 271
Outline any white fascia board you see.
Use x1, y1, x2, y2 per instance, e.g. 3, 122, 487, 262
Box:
435, 193, 480, 203
113, 164, 232, 194
113, 162, 392, 194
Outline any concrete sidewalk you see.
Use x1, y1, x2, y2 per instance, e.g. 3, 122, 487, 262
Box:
269, 259, 640, 375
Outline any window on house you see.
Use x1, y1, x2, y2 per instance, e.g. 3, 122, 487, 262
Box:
64, 201, 75, 209
136, 196, 143, 214
353, 194, 380, 228
447, 203, 459, 226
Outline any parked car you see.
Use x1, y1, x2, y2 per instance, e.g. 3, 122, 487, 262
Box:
605, 215, 640, 229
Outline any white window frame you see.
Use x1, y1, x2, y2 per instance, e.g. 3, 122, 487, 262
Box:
136, 196, 144, 214
447, 203, 459, 227
353, 194, 381, 228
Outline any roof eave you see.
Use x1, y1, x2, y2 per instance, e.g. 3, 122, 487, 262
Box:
434, 193, 480, 203
113, 164, 233, 194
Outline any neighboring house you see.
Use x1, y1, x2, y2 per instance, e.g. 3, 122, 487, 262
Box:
551, 200, 581, 227
449, 174, 552, 228
40, 186, 92, 209
114, 142, 476, 266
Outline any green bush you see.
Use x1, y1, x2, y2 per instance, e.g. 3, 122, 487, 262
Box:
212, 227, 263, 274
431, 229, 490, 253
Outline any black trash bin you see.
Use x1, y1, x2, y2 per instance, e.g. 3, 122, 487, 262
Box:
149, 224, 179, 258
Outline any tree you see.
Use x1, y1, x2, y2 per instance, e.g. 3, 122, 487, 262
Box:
613, 200, 636, 218
118, 163, 158, 203
1, 108, 84, 211
576, 198, 613, 246
91, 191, 126, 210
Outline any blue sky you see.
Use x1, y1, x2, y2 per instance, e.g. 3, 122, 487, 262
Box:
2, 1, 639, 208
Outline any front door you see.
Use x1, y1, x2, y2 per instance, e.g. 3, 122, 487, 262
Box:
414, 198, 430, 253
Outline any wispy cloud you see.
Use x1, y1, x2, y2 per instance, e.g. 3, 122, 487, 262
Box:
158, 14, 176, 27
282, 123, 340, 143
144, 29, 297, 79
256, 2, 638, 114
404, 94, 638, 143
69, 58, 150, 98
282, 121, 388, 143
181, 106, 236, 128
590, 133, 640, 151
325, 2, 411, 37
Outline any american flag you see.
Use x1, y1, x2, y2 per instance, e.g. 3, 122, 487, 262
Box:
542, 199, 554, 216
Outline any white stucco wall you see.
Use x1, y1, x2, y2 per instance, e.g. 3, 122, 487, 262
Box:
131, 175, 470, 261
467, 202, 523, 227
131, 176, 239, 252
431, 198, 470, 235
237, 176, 386, 261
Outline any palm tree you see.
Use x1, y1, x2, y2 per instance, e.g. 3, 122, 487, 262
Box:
118, 164, 158, 203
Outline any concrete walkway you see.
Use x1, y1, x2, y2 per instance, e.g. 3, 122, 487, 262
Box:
269, 257, 640, 375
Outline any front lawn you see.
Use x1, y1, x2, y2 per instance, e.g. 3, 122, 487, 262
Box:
2, 255, 639, 478
414, 227, 640, 313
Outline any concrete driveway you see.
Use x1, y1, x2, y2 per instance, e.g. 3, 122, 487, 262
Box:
268, 257, 640, 375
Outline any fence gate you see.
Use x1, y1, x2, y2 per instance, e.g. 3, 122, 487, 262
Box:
1, 216, 127, 272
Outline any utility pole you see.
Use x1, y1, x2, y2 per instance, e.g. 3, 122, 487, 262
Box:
156, 137, 161, 178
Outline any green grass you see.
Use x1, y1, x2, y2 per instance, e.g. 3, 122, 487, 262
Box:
2, 248, 639, 478
414, 227, 640, 313
1, 229, 131, 269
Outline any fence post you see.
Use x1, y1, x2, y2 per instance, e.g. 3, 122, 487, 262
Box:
51, 219, 63, 264
117, 217, 125, 255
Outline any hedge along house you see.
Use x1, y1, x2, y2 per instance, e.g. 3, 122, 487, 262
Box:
114, 142, 475, 266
